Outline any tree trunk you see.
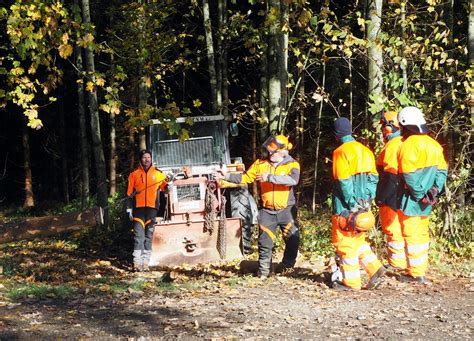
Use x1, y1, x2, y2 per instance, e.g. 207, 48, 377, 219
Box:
400, 1, 408, 92
312, 63, 326, 213
138, 3, 147, 150
203, 0, 220, 115
75, 42, 90, 209
367, 0, 384, 116
267, 0, 282, 133
58, 99, 70, 204
22, 123, 34, 208
0, 207, 103, 243
108, 15, 117, 196
81, 0, 108, 219
259, 36, 269, 142
217, 0, 229, 119
278, 0, 289, 133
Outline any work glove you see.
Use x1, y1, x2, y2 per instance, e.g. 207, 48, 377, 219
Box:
256, 172, 270, 182
340, 210, 351, 219
126, 208, 133, 221
355, 199, 371, 211
421, 186, 438, 206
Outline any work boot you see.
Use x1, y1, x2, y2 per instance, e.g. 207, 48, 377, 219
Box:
142, 263, 150, 272
397, 274, 430, 285
365, 265, 387, 290
385, 264, 405, 274
332, 281, 353, 291
256, 270, 270, 279
133, 262, 144, 272
275, 262, 294, 274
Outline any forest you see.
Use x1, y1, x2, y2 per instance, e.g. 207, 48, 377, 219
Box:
0, 0, 473, 338
1, 0, 471, 250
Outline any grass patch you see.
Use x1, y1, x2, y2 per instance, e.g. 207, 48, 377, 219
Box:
7, 284, 76, 301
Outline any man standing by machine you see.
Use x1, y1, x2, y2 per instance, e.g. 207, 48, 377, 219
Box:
126, 149, 168, 272
215, 135, 300, 279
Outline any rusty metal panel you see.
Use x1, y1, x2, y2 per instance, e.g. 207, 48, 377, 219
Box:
148, 218, 243, 267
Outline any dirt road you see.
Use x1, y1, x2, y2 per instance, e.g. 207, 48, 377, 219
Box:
1, 263, 472, 339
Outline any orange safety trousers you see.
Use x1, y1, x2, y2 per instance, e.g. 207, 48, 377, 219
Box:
379, 205, 407, 270
332, 216, 384, 289
398, 210, 430, 277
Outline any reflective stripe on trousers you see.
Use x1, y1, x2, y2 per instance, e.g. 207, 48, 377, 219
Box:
380, 205, 407, 269
398, 210, 430, 277
331, 215, 383, 289
258, 207, 300, 275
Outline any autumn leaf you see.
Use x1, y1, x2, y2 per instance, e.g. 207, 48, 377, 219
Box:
58, 44, 73, 59
193, 99, 202, 108
86, 81, 95, 92
96, 77, 105, 87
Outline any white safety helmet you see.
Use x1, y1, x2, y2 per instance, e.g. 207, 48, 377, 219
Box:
398, 106, 426, 132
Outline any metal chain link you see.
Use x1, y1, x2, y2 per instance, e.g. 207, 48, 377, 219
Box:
204, 183, 217, 235
217, 195, 226, 260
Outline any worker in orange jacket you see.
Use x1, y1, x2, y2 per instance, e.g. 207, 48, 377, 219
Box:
396, 107, 448, 284
331, 117, 386, 290
215, 135, 300, 278
127, 149, 167, 271
376, 111, 407, 272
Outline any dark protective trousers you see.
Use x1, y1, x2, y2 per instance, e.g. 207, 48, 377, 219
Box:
258, 206, 300, 276
132, 207, 158, 265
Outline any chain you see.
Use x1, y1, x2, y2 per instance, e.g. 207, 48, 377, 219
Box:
217, 194, 227, 260
204, 182, 217, 235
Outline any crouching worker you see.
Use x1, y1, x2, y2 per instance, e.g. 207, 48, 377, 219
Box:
214, 135, 300, 279
126, 149, 167, 272
331, 117, 386, 290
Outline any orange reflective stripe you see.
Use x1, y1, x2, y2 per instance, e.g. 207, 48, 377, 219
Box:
259, 225, 276, 241
133, 217, 145, 228
282, 222, 292, 237
144, 219, 152, 226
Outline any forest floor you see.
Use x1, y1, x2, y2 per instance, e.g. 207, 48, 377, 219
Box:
0, 241, 473, 340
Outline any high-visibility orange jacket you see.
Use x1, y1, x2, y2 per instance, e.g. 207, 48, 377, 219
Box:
398, 133, 447, 216
226, 155, 300, 210
332, 136, 378, 215
127, 165, 167, 209
376, 131, 403, 210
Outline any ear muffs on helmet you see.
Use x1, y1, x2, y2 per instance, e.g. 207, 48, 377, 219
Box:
380, 111, 399, 136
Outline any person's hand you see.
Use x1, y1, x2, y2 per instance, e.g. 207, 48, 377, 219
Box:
421, 186, 438, 205
126, 208, 133, 221
213, 166, 227, 180
256, 172, 269, 182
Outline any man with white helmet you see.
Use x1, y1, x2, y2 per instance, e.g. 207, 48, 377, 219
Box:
396, 106, 448, 284
215, 135, 300, 278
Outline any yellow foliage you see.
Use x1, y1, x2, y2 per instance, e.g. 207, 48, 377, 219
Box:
58, 44, 73, 59
96, 78, 105, 87
193, 99, 202, 108
86, 81, 95, 92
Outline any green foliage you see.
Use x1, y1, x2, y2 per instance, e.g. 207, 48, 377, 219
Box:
7, 284, 76, 301
297, 207, 334, 258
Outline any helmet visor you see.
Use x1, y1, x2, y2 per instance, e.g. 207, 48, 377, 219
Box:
262, 136, 285, 155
